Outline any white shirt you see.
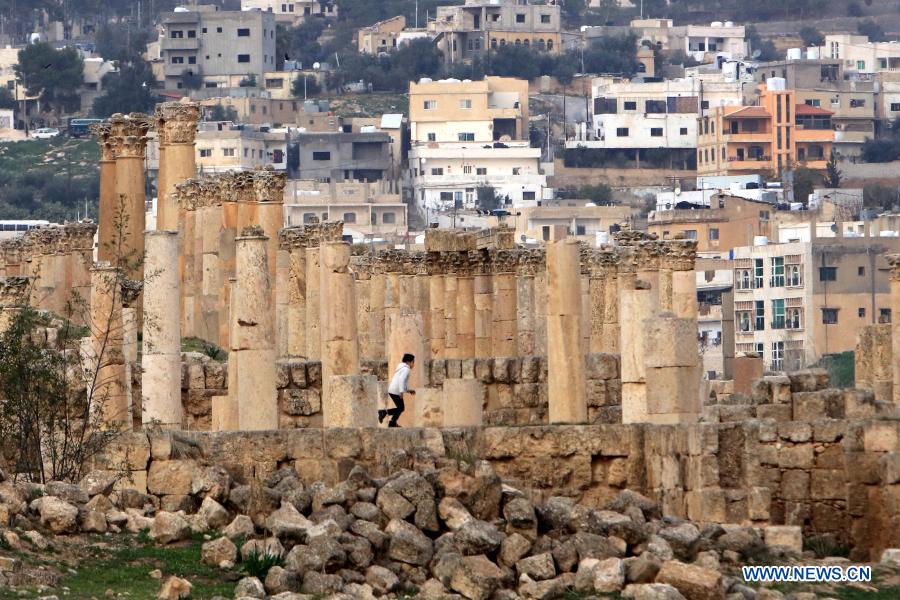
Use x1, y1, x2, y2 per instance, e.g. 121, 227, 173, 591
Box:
388, 362, 412, 395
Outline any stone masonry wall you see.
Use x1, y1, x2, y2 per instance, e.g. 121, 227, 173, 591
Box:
93, 418, 899, 561
172, 353, 622, 430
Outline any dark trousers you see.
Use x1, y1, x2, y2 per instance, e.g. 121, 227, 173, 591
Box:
387, 393, 405, 426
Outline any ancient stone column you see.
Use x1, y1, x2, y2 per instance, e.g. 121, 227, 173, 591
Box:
0, 276, 29, 335
227, 227, 278, 431
254, 170, 286, 311
367, 262, 386, 361
320, 241, 371, 427
109, 113, 151, 278
669, 240, 699, 320
155, 102, 199, 231
305, 240, 322, 360
644, 313, 701, 423
618, 244, 658, 423
456, 254, 476, 359
491, 250, 518, 357
89, 263, 130, 431
383, 253, 402, 349
472, 252, 493, 357
546, 239, 587, 424
279, 228, 308, 357
388, 309, 426, 427
889, 254, 900, 404
533, 266, 549, 356
91, 124, 118, 263
427, 254, 446, 359
142, 231, 182, 429
589, 251, 612, 353
516, 251, 538, 356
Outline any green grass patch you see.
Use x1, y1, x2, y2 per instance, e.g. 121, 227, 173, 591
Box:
182, 337, 228, 361
58, 534, 235, 599
0, 137, 99, 179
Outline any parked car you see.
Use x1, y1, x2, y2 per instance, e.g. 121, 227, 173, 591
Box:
32, 128, 60, 139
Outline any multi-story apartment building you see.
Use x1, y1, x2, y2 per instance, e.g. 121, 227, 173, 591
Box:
158, 6, 277, 91
241, 0, 337, 23
697, 81, 835, 178
408, 76, 549, 211
567, 75, 744, 169
357, 16, 408, 54
731, 235, 900, 372
749, 58, 876, 157
291, 131, 393, 183
818, 34, 900, 75
283, 180, 407, 241
429, 0, 561, 63
683, 22, 747, 62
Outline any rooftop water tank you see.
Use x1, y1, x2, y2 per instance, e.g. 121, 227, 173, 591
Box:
807, 46, 820, 59
767, 77, 787, 91
787, 48, 803, 60
753, 236, 769, 246
724, 21, 735, 27
711, 21, 723, 27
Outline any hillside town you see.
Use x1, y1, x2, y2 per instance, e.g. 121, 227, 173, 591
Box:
0, 1, 899, 599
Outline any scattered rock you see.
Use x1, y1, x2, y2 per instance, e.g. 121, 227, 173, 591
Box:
158, 576, 192, 600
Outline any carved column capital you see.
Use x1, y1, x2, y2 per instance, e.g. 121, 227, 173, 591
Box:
279, 227, 312, 251
661, 240, 698, 272
490, 249, 519, 275
253, 168, 287, 203
155, 101, 200, 145
91, 123, 117, 161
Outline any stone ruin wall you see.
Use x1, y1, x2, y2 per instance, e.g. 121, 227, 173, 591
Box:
93, 417, 900, 562
0, 222, 96, 323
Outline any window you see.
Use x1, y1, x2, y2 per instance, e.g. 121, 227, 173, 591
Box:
199, 148, 212, 157
683, 230, 697, 240
738, 311, 752, 332
680, 127, 688, 135
709, 228, 719, 241
880, 308, 892, 323
188, 56, 196, 64
476, 167, 487, 175
312, 151, 331, 161
463, 165, 473, 174
382, 212, 396, 224
216, 27, 223, 33
541, 14, 550, 23
237, 54, 250, 63
624, 101, 637, 110
466, 189, 474, 205
237, 28, 251, 37
458, 132, 475, 141
516, 14, 525, 23
188, 30, 196, 38
223, 148, 235, 157
754, 259, 764, 289
892, 103, 900, 112
650, 128, 663, 137
303, 213, 316, 224
772, 341, 784, 371
771, 299, 785, 329
202, 27, 207, 33
460, 99, 472, 109
822, 308, 839, 324
856, 60, 865, 71
858, 266, 865, 276
755, 301, 765, 331
523, 191, 536, 201
512, 167, 521, 175
736, 269, 752, 290
171, 56, 184, 64
427, 133, 436, 142
805, 99, 821, 107
645, 100, 666, 113
424, 100, 437, 110
859, 307, 866, 318
170, 30, 183, 38
787, 264, 802, 286
616, 127, 629, 136
342, 212, 357, 224
440, 191, 453, 201
787, 308, 802, 329
266, 78, 284, 88
431, 168, 443, 176
770, 257, 785, 287
819, 266, 837, 281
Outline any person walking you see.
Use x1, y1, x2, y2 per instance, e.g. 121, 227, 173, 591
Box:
380, 353, 415, 427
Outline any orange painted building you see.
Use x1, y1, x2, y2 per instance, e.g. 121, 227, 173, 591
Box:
697, 83, 834, 178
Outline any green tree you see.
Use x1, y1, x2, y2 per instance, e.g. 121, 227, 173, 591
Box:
0, 87, 16, 109
746, 26, 780, 61
857, 20, 887, 42
579, 183, 615, 204
824, 151, 843, 188
291, 74, 322, 97
790, 165, 822, 205
799, 26, 824, 47
92, 62, 158, 118
15, 42, 84, 117
208, 104, 238, 122
476, 186, 502, 212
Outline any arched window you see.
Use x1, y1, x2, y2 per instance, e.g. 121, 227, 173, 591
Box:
515, 39, 521, 46
491, 38, 498, 49
547, 39, 553, 51
500, 39, 506, 46
343, 212, 357, 224
788, 308, 802, 329
523, 39, 530, 47
537, 39, 545, 51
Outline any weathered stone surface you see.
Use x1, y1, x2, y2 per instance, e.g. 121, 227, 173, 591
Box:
201, 536, 237, 566
158, 576, 192, 600
30, 497, 78, 534
516, 552, 555, 580
386, 519, 433, 566
150, 511, 191, 545
593, 557, 625, 592
234, 576, 266, 598
450, 554, 505, 600
655, 560, 724, 600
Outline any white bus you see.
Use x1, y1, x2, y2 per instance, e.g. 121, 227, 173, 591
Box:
0, 220, 50, 240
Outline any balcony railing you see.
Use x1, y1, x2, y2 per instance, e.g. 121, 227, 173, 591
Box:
728, 155, 770, 162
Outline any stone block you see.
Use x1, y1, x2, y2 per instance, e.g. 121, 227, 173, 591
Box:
460, 358, 476, 380
778, 444, 814, 469
810, 469, 846, 500
147, 460, 196, 496
586, 353, 619, 380
520, 356, 543, 383
864, 422, 898, 452
881, 454, 900, 485
779, 422, 812, 443
474, 358, 493, 383
204, 362, 226, 389
643, 315, 698, 368
442, 379, 484, 427
748, 487, 771, 521
814, 421, 845, 443
780, 470, 809, 501
321, 375, 377, 428
289, 362, 308, 388
492, 357, 513, 383
792, 392, 826, 421
645, 365, 700, 416
756, 403, 792, 422
685, 455, 719, 490
733, 355, 764, 396
685, 488, 727, 523
280, 388, 321, 417
414, 388, 443, 428
764, 526, 802, 553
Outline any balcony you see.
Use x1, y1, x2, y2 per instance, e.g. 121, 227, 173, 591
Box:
794, 128, 834, 143
162, 38, 199, 51
724, 132, 771, 143
726, 156, 771, 170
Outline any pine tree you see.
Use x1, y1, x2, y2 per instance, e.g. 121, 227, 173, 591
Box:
825, 150, 843, 188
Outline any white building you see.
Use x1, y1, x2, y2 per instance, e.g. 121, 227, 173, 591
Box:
241, 0, 337, 21
819, 34, 900, 74
684, 22, 748, 62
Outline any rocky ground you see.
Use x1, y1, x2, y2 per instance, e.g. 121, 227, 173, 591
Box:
0, 453, 898, 600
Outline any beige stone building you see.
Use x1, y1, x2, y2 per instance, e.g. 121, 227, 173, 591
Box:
241, 0, 338, 23
283, 180, 408, 242
357, 16, 407, 54
732, 235, 900, 371
514, 203, 633, 243
649, 195, 776, 253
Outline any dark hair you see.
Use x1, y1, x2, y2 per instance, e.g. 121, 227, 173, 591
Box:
402, 353, 415, 363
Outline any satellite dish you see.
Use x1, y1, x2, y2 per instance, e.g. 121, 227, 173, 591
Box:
674, 187, 682, 196
751, 49, 762, 59
313, 62, 321, 70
